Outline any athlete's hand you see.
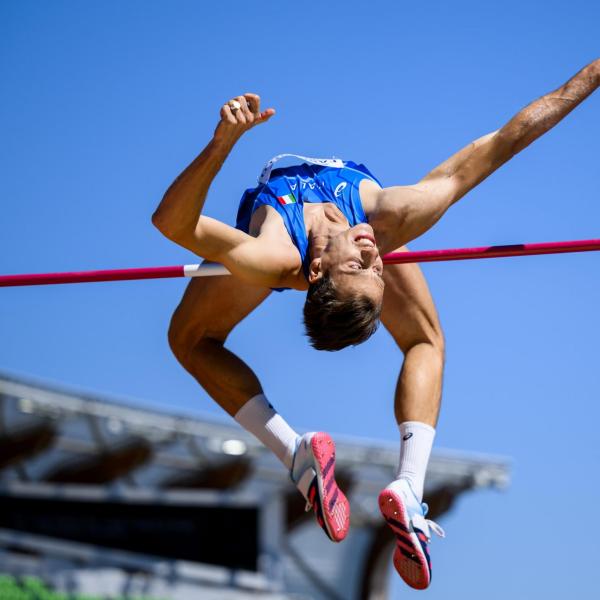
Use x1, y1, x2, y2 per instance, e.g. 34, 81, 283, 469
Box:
214, 93, 275, 144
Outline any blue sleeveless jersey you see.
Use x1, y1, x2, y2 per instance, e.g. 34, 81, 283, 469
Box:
235, 160, 382, 285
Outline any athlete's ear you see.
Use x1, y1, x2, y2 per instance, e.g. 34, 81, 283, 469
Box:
308, 257, 323, 284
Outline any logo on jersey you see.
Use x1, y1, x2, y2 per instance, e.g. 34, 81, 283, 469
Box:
285, 177, 316, 191
277, 192, 297, 205
334, 182, 347, 198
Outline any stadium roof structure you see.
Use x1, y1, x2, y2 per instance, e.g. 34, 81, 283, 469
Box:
0, 372, 510, 600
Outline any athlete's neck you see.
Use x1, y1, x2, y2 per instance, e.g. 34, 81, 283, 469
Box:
304, 203, 349, 260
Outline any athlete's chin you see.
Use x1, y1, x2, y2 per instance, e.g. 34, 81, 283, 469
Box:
350, 222, 375, 235
350, 223, 378, 245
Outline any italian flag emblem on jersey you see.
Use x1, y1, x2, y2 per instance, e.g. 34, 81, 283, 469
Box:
277, 192, 297, 206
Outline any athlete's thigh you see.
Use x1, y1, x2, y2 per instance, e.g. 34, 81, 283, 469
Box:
381, 247, 443, 352
170, 273, 272, 346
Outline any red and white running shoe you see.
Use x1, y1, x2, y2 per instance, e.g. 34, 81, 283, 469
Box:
291, 432, 350, 542
378, 479, 445, 590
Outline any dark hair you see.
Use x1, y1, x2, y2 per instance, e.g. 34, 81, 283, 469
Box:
303, 275, 382, 351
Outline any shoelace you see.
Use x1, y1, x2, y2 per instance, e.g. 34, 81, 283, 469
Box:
420, 502, 446, 539
290, 437, 314, 512
304, 477, 319, 512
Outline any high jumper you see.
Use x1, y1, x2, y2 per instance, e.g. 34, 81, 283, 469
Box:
151, 59, 599, 590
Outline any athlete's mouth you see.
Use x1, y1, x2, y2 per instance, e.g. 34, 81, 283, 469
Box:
354, 233, 377, 248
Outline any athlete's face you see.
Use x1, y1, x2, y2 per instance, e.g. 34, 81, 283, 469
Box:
314, 223, 385, 304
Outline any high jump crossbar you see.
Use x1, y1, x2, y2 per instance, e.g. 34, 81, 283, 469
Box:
1, 238, 599, 288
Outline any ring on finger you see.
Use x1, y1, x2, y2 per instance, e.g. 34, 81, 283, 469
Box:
229, 100, 241, 112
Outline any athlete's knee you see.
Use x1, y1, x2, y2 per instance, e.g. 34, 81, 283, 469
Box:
423, 322, 445, 373
429, 320, 445, 360
168, 315, 192, 365
168, 310, 227, 371
401, 318, 445, 366
168, 310, 204, 365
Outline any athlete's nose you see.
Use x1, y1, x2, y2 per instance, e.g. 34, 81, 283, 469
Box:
360, 245, 379, 265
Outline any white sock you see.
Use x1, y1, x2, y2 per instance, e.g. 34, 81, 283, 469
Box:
234, 394, 300, 470
396, 421, 436, 503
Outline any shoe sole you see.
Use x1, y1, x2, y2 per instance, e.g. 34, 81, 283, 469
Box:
309, 432, 350, 542
378, 489, 431, 590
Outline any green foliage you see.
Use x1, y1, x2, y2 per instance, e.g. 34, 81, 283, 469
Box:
0, 575, 169, 600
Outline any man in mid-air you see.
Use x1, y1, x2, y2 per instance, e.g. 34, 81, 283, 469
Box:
153, 59, 598, 589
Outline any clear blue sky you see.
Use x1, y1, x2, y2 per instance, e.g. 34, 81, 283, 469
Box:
1, 1, 599, 598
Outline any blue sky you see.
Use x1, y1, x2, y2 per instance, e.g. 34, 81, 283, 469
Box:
1, 1, 599, 597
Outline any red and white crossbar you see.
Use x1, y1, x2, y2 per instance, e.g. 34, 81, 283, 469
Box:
1, 238, 599, 288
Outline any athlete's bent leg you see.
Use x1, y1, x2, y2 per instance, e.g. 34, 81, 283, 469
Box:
168, 273, 271, 417
168, 273, 350, 541
169, 274, 298, 467
381, 253, 444, 501
381, 255, 444, 429
378, 251, 446, 589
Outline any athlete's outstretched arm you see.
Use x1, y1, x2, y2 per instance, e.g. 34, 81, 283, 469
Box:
420, 58, 600, 201
371, 59, 600, 251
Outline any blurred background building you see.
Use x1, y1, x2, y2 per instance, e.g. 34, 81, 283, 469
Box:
0, 372, 509, 599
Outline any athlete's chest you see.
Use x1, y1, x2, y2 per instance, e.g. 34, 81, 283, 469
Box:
304, 202, 349, 228
250, 202, 347, 235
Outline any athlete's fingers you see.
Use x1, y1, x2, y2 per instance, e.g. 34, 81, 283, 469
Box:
258, 107, 276, 123
236, 109, 248, 125
228, 101, 247, 125
244, 93, 261, 117
234, 95, 253, 125
220, 95, 273, 132
234, 95, 250, 113
221, 104, 237, 124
